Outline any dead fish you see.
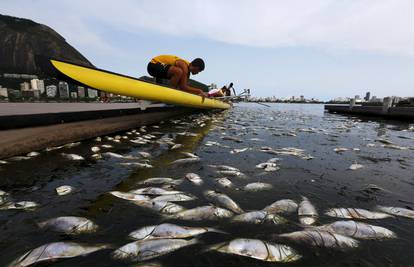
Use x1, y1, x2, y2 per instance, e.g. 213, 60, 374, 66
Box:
317, 220, 396, 239
120, 162, 153, 169
152, 193, 197, 202
230, 148, 249, 154
103, 152, 137, 159
204, 190, 243, 214
325, 208, 393, 219
209, 165, 240, 171
8, 242, 110, 267
129, 223, 223, 240
110, 191, 150, 202
185, 173, 203, 185
172, 205, 234, 221
91, 153, 102, 160
138, 152, 151, 158
298, 196, 318, 225
56, 185, 75, 196
95, 137, 102, 142
244, 182, 273, 192
349, 163, 364, 170
376, 138, 393, 145
170, 144, 183, 150
0, 160, 8, 164
100, 144, 113, 148
64, 142, 81, 148
45, 145, 64, 152
334, 148, 348, 153
138, 177, 183, 186
91, 146, 100, 153
376, 205, 414, 219
26, 152, 40, 157
130, 187, 183, 196
382, 144, 409, 150
232, 210, 287, 225
133, 200, 186, 214
170, 157, 200, 165
216, 170, 246, 178
215, 177, 234, 188
263, 199, 298, 214
222, 136, 242, 143
8, 156, 31, 161
112, 238, 198, 262
280, 230, 359, 249
61, 153, 84, 161
0, 201, 38, 210
38, 216, 98, 234
180, 152, 199, 158
210, 238, 301, 262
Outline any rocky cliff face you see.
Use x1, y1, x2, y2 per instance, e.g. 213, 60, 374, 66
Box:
0, 14, 93, 74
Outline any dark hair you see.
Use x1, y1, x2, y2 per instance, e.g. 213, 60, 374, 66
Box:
191, 58, 205, 71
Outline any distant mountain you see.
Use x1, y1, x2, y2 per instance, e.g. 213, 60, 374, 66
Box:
0, 14, 93, 75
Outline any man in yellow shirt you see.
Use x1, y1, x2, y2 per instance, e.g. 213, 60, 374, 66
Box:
147, 55, 207, 96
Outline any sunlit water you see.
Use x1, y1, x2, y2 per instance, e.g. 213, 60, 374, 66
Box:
1, 103, 413, 267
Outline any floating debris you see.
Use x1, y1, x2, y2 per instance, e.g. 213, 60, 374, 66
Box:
376, 205, 414, 219
56, 185, 75, 196
280, 230, 359, 249
8, 242, 110, 267
325, 208, 393, 219
204, 190, 243, 214
185, 173, 203, 185
112, 238, 198, 262
298, 196, 318, 225
129, 223, 224, 240
209, 238, 301, 262
38, 216, 98, 235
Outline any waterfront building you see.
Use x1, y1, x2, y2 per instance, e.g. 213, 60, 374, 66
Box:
20, 82, 30, 91
364, 92, 371, 101
77, 86, 86, 98
87, 88, 98, 98
46, 85, 57, 98
58, 81, 69, 98
300, 95, 305, 102
30, 79, 45, 94
0, 86, 8, 98
70, 92, 78, 99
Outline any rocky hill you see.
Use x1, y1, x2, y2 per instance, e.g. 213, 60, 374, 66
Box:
0, 14, 93, 74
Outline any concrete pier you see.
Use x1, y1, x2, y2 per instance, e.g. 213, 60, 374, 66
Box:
0, 102, 197, 159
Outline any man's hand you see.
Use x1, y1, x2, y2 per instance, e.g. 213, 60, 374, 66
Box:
197, 90, 207, 102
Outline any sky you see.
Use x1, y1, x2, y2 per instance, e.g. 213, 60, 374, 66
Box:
2, 0, 414, 100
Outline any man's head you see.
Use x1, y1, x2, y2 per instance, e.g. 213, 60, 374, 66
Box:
189, 58, 205, 75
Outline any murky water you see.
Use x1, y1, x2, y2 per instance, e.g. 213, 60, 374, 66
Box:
1, 103, 413, 267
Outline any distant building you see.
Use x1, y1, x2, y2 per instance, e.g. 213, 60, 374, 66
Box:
20, 82, 30, 91
58, 81, 69, 98
364, 92, 371, 101
77, 86, 86, 98
300, 95, 305, 102
355, 95, 360, 100
0, 86, 8, 98
87, 88, 98, 98
46, 85, 58, 98
30, 79, 45, 94
70, 92, 78, 99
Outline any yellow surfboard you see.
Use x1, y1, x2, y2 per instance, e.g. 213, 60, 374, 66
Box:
50, 59, 230, 109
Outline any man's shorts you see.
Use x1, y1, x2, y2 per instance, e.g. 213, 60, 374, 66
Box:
147, 62, 171, 79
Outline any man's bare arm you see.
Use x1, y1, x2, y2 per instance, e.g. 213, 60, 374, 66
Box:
176, 61, 205, 95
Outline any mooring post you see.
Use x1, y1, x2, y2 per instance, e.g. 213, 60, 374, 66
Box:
382, 97, 392, 114
349, 98, 356, 110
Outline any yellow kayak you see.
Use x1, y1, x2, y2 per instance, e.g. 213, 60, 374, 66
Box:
50, 59, 230, 109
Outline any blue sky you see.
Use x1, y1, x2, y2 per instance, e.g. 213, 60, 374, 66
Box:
2, 0, 414, 100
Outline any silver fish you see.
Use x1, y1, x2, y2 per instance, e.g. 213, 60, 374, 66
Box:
170, 157, 200, 165
56, 185, 75, 196
0, 160, 9, 164
8, 156, 31, 161
221, 136, 242, 143
208, 164, 240, 171
170, 144, 183, 150
130, 187, 183, 196
172, 205, 234, 221
26, 152, 40, 157
204, 190, 243, 214
244, 182, 273, 192
152, 193, 196, 202
120, 162, 153, 169
112, 238, 198, 262
230, 148, 249, 154
0, 201, 38, 210
325, 208, 393, 219
263, 199, 298, 214
180, 152, 199, 158
138, 177, 183, 186
210, 238, 301, 262
38, 216, 98, 235
129, 223, 223, 240
232, 210, 287, 225
8, 242, 109, 267
91, 146, 100, 153
215, 177, 234, 188
376, 205, 414, 219
185, 173, 203, 185
298, 196, 318, 225
280, 230, 359, 249
334, 148, 348, 153
133, 200, 185, 214
216, 170, 246, 178
349, 163, 364, 170
64, 142, 81, 148
110, 191, 150, 201
100, 144, 113, 148
61, 153, 84, 161
317, 220, 396, 239
138, 152, 151, 158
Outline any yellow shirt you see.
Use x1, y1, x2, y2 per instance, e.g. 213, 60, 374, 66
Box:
150, 55, 190, 66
